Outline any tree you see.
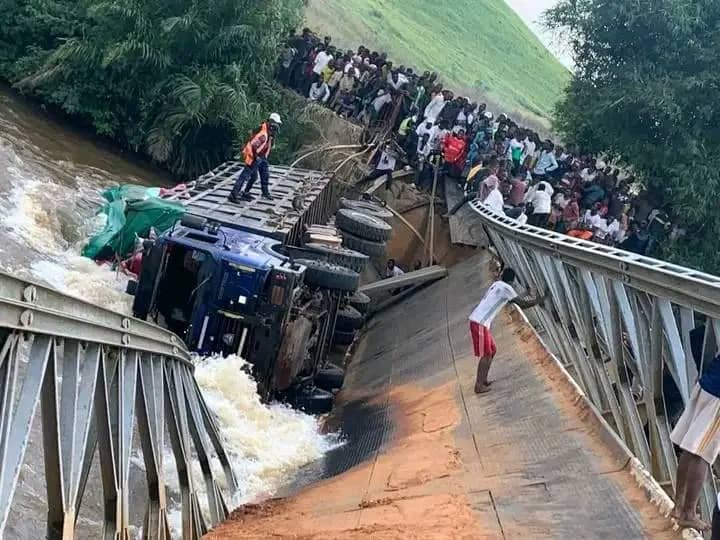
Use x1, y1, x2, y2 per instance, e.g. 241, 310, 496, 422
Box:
545, 0, 720, 273
1, 0, 311, 178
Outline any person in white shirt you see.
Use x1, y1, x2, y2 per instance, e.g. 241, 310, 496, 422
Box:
362, 141, 398, 189
416, 120, 437, 157
312, 46, 333, 76
428, 121, 450, 153
385, 259, 405, 278
469, 267, 544, 393
423, 89, 446, 123
529, 183, 552, 227
308, 77, 330, 103
522, 135, 537, 168
483, 186, 505, 216
595, 216, 621, 244
533, 141, 559, 179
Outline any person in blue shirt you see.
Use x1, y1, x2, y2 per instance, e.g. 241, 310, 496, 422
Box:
671, 354, 720, 531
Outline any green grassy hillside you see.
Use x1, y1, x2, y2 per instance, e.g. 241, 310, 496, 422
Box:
306, 0, 569, 126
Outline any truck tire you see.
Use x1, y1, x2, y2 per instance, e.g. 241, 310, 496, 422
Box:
339, 198, 394, 224
348, 291, 371, 314
296, 259, 359, 292
333, 329, 356, 346
304, 243, 369, 273
336, 305, 364, 331
336, 209, 392, 242
342, 232, 386, 258
290, 386, 334, 414
315, 365, 345, 391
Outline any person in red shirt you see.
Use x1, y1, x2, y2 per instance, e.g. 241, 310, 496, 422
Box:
442, 128, 468, 177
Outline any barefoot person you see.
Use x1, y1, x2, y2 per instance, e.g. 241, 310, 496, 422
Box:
469, 267, 544, 393
670, 353, 720, 531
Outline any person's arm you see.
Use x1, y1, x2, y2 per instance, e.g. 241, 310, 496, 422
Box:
545, 153, 559, 173
511, 289, 546, 309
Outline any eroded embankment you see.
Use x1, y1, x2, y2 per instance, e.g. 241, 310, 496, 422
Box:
206, 251, 678, 539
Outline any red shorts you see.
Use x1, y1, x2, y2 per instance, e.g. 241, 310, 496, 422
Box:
469, 321, 497, 359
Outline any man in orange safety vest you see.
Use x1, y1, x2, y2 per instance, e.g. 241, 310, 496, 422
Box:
229, 113, 282, 202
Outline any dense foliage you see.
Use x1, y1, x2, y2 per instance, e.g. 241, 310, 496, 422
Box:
545, 0, 720, 272
0, 0, 314, 177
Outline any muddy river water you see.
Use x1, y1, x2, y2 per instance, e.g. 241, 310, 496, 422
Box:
0, 88, 338, 538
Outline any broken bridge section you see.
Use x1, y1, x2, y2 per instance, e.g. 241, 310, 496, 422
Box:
206, 252, 676, 539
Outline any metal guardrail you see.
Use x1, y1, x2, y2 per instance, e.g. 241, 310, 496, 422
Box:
0, 272, 236, 538
469, 200, 718, 518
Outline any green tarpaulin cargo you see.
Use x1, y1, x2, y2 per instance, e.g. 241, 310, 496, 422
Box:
82, 185, 185, 260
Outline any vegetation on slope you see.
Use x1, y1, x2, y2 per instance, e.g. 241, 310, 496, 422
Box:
305, 0, 569, 124
546, 0, 720, 273
0, 0, 317, 178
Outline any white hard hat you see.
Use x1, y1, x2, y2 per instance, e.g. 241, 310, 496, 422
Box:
269, 112, 282, 125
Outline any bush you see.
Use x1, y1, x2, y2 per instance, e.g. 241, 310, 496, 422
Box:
0, 0, 312, 178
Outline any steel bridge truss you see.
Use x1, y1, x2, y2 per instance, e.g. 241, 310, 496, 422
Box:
0, 273, 236, 539
470, 200, 719, 517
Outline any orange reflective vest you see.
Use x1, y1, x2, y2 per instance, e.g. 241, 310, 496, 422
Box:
243, 122, 273, 165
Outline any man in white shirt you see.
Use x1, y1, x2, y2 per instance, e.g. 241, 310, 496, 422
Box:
522, 135, 537, 168
529, 183, 552, 227
416, 120, 437, 157
533, 141, 559, 179
312, 46, 333, 76
308, 77, 330, 103
361, 140, 399, 189
385, 259, 405, 278
483, 185, 505, 216
423, 89, 446, 123
469, 267, 544, 393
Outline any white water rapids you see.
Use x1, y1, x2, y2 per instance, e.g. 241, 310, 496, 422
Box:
0, 89, 338, 537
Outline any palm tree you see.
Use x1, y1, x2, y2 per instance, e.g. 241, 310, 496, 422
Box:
17, 0, 305, 177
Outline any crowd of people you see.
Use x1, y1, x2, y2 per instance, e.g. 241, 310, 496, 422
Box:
277, 29, 676, 257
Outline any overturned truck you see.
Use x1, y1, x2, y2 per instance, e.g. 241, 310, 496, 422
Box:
129, 161, 394, 412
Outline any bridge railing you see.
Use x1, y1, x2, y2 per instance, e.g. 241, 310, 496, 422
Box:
0, 273, 235, 539
469, 200, 719, 518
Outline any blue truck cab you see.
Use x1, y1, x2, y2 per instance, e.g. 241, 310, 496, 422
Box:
132, 221, 310, 398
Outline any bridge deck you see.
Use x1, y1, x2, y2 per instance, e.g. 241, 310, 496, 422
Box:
207, 252, 677, 539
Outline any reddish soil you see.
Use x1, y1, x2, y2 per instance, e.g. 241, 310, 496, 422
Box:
204, 383, 488, 539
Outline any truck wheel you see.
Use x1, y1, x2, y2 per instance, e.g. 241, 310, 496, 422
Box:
336, 209, 392, 242
304, 243, 369, 273
290, 386, 334, 414
339, 198, 394, 224
296, 259, 359, 292
348, 291, 371, 314
336, 305, 364, 331
315, 365, 345, 391
342, 232, 386, 258
333, 329, 356, 346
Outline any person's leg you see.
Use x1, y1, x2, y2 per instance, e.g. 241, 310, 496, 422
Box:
229, 165, 253, 200
257, 158, 271, 198
474, 356, 493, 394
676, 451, 711, 529
672, 450, 692, 518
360, 168, 387, 184
240, 162, 260, 199
384, 171, 393, 190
